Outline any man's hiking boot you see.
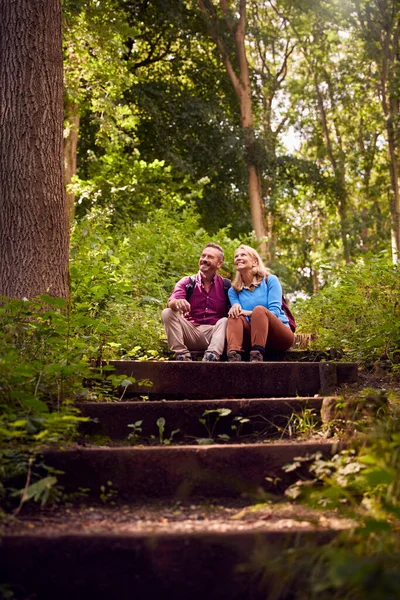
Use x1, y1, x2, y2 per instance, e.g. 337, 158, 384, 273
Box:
227, 350, 242, 362
202, 352, 219, 362
174, 353, 192, 361
249, 350, 263, 363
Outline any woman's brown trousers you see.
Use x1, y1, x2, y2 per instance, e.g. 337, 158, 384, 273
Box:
227, 306, 294, 354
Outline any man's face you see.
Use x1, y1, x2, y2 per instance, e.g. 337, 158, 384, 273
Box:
198, 246, 223, 277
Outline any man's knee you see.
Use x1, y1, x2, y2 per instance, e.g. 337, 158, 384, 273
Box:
215, 317, 228, 330
162, 307, 176, 324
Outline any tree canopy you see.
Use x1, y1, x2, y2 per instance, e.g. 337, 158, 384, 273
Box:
62, 0, 399, 293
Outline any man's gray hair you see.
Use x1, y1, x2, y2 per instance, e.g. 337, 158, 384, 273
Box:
203, 242, 224, 261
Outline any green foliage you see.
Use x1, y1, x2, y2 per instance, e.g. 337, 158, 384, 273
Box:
127, 420, 143, 445
248, 388, 400, 600
285, 408, 319, 438
0, 451, 63, 515
99, 480, 118, 504
249, 528, 400, 600
0, 296, 92, 409
198, 408, 232, 443
70, 203, 247, 359
154, 417, 180, 445
294, 256, 400, 364
0, 295, 96, 513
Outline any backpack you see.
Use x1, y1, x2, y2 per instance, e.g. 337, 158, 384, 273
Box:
265, 275, 296, 333
185, 275, 231, 308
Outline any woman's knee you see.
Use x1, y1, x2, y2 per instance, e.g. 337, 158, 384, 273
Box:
252, 305, 271, 318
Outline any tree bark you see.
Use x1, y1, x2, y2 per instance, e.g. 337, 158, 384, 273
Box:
0, 0, 69, 299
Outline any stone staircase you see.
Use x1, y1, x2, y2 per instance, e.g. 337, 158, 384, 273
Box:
0, 356, 358, 600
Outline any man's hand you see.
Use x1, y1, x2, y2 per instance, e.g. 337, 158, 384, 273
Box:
169, 299, 191, 314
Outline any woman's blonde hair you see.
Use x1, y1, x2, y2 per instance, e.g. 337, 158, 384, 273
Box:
232, 244, 269, 291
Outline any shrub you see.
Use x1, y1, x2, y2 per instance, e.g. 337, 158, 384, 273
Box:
294, 256, 400, 365
70, 203, 251, 358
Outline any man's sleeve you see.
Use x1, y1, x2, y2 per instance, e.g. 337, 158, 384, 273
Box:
168, 276, 191, 304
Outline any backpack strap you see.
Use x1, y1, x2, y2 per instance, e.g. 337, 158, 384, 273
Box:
185, 276, 196, 301
223, 277, 231, 295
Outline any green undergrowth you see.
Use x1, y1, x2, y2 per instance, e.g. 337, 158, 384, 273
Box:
70, 203, 251, 362
0, 294, 138, 516
243, 387, 400, 600
295, 256, 400, 368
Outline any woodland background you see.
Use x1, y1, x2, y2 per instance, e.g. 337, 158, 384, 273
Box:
61, 0, 399, 364
0, 0, 398, 408
0, 3, 400, 595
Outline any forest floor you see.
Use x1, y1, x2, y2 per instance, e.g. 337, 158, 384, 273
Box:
2, 499, 355, 536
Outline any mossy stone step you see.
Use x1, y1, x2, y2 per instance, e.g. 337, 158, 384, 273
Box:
0, 526, 344, 600
78, 397, 328, 442
105, 360, 358, 399
42, 442, 338, 500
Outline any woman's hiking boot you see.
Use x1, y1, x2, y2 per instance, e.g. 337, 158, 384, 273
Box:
227, 350, 242, 362
249, 350, 263, 362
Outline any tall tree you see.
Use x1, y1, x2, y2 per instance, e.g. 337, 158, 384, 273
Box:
282, 0, 389, 263
197, 0, 268, 250
0, 0, 69, 299
353, 0, 400, 263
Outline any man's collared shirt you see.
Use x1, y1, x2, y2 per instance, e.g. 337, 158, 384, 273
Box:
168, 272, 227, 325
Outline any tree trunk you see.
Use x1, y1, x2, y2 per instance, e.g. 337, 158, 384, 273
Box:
0, 0, 69, 299
198, 0, 268, 254
64, 101, 80, 222
386, 117, 400, 262
313, 72, 351, 262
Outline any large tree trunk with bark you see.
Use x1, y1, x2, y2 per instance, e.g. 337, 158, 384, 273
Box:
0, 0, 69, 299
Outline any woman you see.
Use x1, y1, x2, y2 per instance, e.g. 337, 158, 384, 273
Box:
227, 245, 294, 362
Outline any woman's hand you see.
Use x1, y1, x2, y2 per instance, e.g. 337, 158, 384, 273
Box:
228, 303, 242, 319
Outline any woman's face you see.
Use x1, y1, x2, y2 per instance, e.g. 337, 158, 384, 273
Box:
234, 248, 258, 272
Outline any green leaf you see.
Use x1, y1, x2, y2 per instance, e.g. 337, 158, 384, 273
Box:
21, 398, 49, 414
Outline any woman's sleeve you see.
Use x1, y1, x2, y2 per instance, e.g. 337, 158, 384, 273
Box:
267, 275, 282, 318
228, 287, 240, 307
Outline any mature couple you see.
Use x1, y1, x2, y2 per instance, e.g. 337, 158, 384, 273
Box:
162, 242, 294, 362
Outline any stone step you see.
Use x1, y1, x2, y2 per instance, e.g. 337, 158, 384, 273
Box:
78, 397, 327, 442
42, 442, 337, 500
0, 525, 344, 600
105, 360, 357, 399
170, 348, 341, 362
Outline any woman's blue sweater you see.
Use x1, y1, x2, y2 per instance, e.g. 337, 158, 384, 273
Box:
228, 275, 289, 327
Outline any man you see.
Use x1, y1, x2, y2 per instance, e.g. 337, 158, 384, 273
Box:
162, 242, 230, 361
